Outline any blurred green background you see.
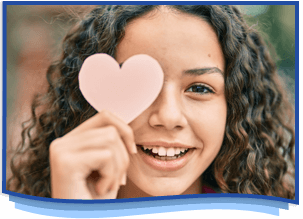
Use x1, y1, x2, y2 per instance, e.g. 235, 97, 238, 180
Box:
6, 5, 295, 125
239, 5, 295, 101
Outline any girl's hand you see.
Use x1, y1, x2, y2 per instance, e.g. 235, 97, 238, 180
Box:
49, 110, 137, 199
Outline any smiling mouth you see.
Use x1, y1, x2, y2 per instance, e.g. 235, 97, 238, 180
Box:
137, 145, 192, 161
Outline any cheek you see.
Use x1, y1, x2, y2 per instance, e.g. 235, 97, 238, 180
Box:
188, 98, 227, 146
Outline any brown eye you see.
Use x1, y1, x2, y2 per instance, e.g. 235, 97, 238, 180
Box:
186, 84, 214, 94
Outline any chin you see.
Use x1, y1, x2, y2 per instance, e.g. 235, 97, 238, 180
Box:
125, 157, 202, 198
142, 186, 187, 197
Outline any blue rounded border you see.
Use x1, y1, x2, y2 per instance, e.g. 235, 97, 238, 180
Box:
2, 1, 299, 218
10, 195, 288, 217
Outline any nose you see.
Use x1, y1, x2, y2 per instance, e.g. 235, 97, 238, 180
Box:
148, 84, 188, 130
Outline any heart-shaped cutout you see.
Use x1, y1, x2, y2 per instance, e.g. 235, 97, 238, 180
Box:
79, 53, 164, 124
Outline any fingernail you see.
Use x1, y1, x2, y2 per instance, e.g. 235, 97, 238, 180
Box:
120, 174, 127, 185
133, 143, 138, 153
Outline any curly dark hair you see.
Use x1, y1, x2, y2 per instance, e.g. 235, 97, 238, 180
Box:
7, 5, 295, 199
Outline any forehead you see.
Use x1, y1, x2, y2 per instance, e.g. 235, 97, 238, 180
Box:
115, 7, 225, 73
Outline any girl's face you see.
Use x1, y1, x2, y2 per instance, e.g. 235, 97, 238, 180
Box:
116, 7, 227, 197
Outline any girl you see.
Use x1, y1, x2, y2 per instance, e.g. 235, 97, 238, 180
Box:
7, 5, 295, 199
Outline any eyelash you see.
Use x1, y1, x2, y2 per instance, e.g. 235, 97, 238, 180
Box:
185, 84, 215, 95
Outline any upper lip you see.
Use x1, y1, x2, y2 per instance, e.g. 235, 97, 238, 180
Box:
136, 141, 194, 148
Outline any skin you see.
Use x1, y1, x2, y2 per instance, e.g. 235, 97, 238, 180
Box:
50, 7, 227, 199
116, 7, 227, 197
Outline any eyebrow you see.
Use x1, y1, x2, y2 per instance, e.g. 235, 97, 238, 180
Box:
119, 62, 223, 77
183, 67, 224, 77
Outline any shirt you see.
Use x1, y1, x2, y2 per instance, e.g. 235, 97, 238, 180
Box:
201, 185, 217, 193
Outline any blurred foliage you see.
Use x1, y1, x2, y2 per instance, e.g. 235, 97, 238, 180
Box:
239, 5, 295, 70
239, 5, 295, 103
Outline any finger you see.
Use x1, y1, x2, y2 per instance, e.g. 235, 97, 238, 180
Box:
110, 181, 121, 193
96, 175, 113, 196
69, 149, 114, 177
50, 149, 114, 199
79, 149, 117, 197
52, 129, 129, 184
70, 127, 130, 175
106, 129, 129, 186
97, 186, 120, 200
55, 127, 128, 155
92, 147, 121, 197
95, 160, 117, 196
120, 173, 127, 185
86, 172, 100, 198
67, 111, 137, 154
103, 130, 128, 188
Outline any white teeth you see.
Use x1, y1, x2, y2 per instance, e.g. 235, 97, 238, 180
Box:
152, 147, 158, 153
166, 148, 175, 156
175, 148, 181, 154
142, 145, 190, 157
158, 147, 167, 156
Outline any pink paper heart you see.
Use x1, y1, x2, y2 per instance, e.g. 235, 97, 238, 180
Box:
79, 53, 164, 124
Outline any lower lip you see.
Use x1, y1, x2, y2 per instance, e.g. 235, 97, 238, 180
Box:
137, 146, 194, 171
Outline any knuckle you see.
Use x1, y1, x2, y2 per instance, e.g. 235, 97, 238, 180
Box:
57, 153, 73, 166
105, 126, 119, 142
50, 150, 71, 168
104, 149, 114, 160
50, 137, 60, 147
49, 138, 62, 155
99, 110, 112, 118
49, 138, 74, 168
